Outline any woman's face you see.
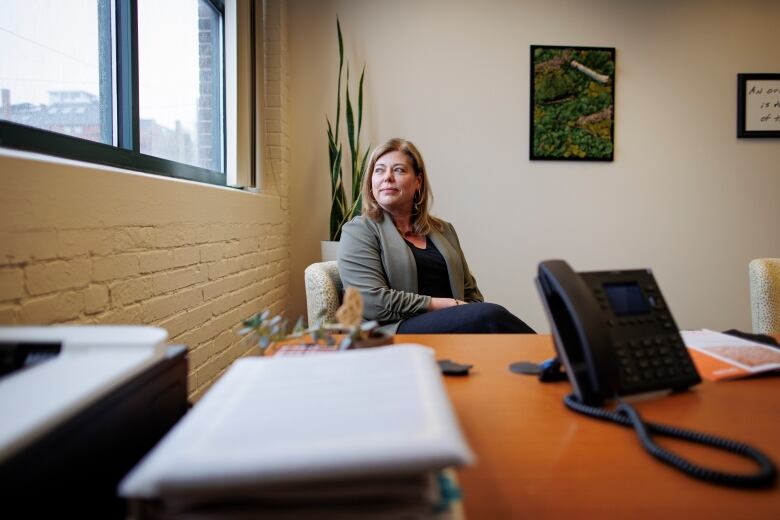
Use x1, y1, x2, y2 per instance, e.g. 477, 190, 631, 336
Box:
371, 150, 421, 217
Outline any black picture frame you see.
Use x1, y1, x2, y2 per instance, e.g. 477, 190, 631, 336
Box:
530, 45, 615, 161
737, 73, 780, 138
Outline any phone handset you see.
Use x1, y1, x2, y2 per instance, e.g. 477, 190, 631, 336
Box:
536, 260, 619, 405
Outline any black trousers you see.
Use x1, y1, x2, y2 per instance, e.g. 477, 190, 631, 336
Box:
396, 302, 536, 334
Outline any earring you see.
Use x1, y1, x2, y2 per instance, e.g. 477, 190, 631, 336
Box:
413, 191, 422, 215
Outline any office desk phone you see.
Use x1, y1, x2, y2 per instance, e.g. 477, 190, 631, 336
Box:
534, 259, 775, 488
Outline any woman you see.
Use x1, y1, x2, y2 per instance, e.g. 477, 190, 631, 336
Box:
337, 137, 534, 334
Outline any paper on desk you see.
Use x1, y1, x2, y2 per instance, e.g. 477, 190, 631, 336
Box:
681, 329, 780, 381
119, 344, 473, 499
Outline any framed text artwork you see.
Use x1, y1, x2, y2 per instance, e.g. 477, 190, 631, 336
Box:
530, 45, 615, 161
737, 73, 780, 138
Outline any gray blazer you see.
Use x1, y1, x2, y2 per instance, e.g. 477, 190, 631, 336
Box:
337, 213, 484, 333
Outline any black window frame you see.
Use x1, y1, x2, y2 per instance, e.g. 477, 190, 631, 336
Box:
0, 0, 226, 186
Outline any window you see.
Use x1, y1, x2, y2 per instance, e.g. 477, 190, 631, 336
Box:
0, 1, 110, 144
138, 0, 222, 171
0, 0, 226, 185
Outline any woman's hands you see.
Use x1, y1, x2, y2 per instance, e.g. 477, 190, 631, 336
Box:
429, 297, 467, 311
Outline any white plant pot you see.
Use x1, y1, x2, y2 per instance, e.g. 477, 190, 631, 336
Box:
320, 240, 340, 262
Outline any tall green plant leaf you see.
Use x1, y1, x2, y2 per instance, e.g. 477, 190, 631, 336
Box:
353, 147, 370, 211
327, 18, 346, 241
345, 67, 357, 176
357, 66, 365, 140
327, 117, 337, 167
335, 19, 343, 144
352, 67, 366, 209
330, 146, 347, 240
345, 67, 364, 223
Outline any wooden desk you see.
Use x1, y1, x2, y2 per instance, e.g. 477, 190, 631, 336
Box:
396, 334, 780, 518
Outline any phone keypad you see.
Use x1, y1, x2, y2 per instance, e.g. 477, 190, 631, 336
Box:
579, 270, 702, 396
614, 334, 698, 390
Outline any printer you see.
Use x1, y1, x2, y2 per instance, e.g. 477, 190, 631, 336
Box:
0, 326, 188, 518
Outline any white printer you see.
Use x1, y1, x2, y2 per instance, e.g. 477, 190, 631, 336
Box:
0, 326, 188, 518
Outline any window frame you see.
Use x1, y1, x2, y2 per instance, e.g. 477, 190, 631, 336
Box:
0, 0, 227, 186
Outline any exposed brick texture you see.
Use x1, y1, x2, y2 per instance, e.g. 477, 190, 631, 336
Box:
0, 221, 290, 400
0, 0, 291, 402
262, 0, 290, 205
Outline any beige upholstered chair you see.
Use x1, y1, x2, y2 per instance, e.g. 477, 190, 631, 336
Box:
749, 258, 780, 335
304, 261, 343, 326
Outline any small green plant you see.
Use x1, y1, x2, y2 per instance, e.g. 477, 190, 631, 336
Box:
239, 311, 383, 356
241, 289, 389, 355
326, 18, 370, 241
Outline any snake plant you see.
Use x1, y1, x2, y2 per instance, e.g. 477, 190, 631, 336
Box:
326, 19, 370, 241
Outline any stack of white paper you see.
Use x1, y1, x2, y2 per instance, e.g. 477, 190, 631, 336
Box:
119, 344, 472, 519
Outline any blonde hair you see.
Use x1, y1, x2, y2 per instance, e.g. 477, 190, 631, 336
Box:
361, 138, 442, 235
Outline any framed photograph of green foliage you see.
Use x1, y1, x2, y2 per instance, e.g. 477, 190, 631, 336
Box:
530, 45, 616, 161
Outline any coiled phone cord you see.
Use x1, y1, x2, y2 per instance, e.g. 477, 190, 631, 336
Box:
563, 393, 777, 488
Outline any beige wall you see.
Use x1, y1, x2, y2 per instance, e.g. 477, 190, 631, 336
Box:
0, 0, 291, 401
288, 0, 780, 333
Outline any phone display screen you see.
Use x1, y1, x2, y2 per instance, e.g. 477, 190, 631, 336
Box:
603, 282, 650, 316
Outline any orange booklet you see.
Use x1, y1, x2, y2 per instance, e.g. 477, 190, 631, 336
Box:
681, 329, 780, 381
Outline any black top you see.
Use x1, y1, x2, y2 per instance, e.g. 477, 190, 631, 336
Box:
404, 237, 453, 298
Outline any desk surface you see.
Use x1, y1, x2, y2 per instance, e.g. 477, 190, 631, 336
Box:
396, 334, 780, 518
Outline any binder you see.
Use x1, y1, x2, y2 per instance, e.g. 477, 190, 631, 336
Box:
120, 344, 472, 518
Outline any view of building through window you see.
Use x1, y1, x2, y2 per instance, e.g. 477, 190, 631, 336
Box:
0, 0, 223, 174
0, 1, 110, 144
1, 88, 107, 143
138, 0, 222, 171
